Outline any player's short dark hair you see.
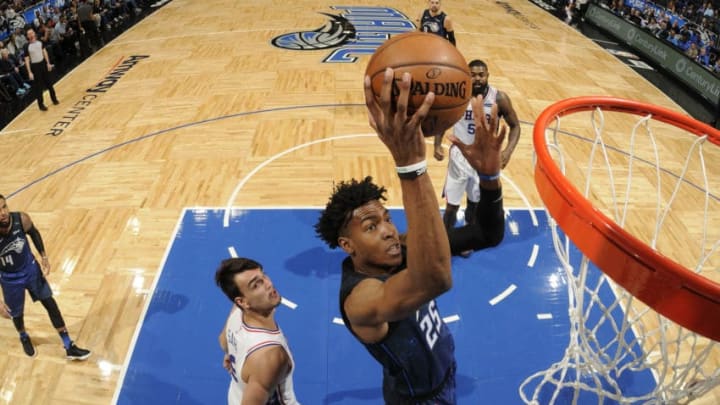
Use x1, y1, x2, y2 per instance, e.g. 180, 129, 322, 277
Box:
215, 257, 263, 302
315, 176, 387, 249
468, 59, 488, 69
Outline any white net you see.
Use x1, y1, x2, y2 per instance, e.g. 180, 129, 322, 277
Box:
519, 101, 720, 404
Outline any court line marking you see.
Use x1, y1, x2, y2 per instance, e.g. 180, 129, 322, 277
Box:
111, 207, 187, 404
5, 104, 363, 198
281, 298, 298, 309
527, 244, 539, 268
222, 133, 374, 227
489, 284, 518, 306
443, 314, 460, 323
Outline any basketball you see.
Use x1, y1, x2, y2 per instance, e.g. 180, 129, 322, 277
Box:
365, 32, 472, 137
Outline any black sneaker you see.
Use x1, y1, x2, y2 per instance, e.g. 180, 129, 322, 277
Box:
52, 99, 59, 105
66, 343, 91, 361
20, 335, 36, 357
39, 105, 48, 111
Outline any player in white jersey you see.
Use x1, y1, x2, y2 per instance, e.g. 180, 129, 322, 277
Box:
216, 257, 300, 405
442, 60, 521, 253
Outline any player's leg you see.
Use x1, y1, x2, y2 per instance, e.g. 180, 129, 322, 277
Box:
463, 175, 481, 226
443, 203, 460, 231
447, 185, 504, 255
28, 265, 91, 360
442, 149, 468, 231
1, 280, 35, 356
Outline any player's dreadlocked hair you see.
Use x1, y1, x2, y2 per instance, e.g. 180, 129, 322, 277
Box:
315, 176, 387, 249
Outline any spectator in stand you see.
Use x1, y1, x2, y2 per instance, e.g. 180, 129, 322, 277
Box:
563, 0, 578, 25
713, 57, 720, 74
682, 3, 696, 21
92, 0, 104, 31
702, 1, 715, 20
78, 0, 102, 51
38, 22, 52, 45
647, 15, 661, 33
696, 45, 711, 67
52, 14, 77, 59
656, 20, 670, 39
0, 48, 31, 97
628, 7, 642, 25
686, 42, 700, 59
12, 28, 28, 53
5, 34, 19, 58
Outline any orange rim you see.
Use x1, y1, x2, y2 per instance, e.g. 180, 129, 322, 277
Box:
533, 96, 720, 342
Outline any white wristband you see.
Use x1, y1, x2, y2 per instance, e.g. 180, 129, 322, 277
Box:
396, 160, 428, 180
396, 160, 427, 174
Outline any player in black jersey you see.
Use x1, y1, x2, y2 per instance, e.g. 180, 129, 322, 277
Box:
417, 0, 455, 45
416, 0, 456, 162
0, 195, 91, 360
315, 69, 506, 403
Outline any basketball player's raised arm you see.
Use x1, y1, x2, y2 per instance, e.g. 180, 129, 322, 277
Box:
497, 91, 521, 168
448, 97, 505, 186
362, 69, 452, 319
242, 346, 290, 405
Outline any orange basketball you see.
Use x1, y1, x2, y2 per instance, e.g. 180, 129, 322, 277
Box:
365, 32, 471, 137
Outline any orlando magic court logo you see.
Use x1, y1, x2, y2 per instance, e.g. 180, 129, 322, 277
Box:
271, 13, 355, 50
271, 6, 415, 63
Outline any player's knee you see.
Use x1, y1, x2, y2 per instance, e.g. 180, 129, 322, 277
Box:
486, 224, 505, 247
486, 213, 506, 247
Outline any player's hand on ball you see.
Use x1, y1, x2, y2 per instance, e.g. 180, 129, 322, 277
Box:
364, 68, 435, 167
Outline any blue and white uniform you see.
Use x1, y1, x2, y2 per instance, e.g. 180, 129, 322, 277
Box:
225, 307, 300, 405
443, 86, 498, 206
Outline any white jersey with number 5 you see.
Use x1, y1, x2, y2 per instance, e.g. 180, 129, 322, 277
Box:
452, 85, 498, 146
226, 308, 300, 405
443, 86, 498, 205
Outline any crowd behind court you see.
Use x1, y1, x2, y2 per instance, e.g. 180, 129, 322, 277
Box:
0, 0, 164, 127
560, 0, 720, 72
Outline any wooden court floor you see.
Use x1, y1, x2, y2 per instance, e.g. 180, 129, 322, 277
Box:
0, 0, 718, 403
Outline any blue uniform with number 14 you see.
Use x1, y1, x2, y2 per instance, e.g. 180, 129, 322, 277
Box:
0, 212, 53, 318
339, 251, 456, 404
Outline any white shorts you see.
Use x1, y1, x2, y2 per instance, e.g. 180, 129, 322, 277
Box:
442, 145, 480, 206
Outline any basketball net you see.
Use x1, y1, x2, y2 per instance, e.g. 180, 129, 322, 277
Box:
519, 97, 720, 404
